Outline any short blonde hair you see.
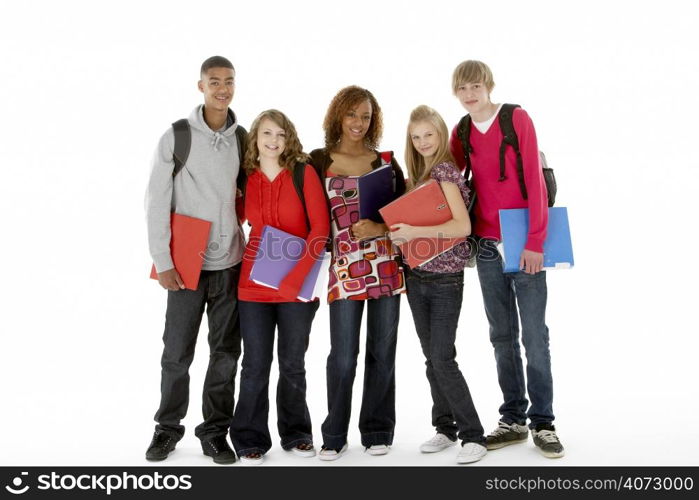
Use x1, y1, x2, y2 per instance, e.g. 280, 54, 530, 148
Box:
451, 60, 495, 94
404, 105, 455, 187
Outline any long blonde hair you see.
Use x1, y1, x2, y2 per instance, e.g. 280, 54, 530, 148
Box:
405, 105, 455, 187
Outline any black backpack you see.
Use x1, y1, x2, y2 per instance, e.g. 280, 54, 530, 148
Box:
171, 116, 310, 231
456, 103, 557, 212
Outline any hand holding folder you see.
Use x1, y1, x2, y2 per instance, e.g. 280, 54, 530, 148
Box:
498, 207, 574, 273
249, 225, 328, 301
149, 213, 212, 290
379, 179, 465, 268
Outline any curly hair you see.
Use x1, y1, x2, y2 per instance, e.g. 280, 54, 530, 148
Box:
322, 86, 383, 151
244, 109, 309, 173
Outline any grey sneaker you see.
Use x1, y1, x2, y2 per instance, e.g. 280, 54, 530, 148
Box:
420, 433, 457, 453
485, 420, 529, 450
456, 442, 487, 464
532, 423, 565, 458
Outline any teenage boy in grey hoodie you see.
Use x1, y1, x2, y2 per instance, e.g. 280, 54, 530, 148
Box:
144, 56, 246, 464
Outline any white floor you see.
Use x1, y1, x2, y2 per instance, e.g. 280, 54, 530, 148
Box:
2, 278, 696, 467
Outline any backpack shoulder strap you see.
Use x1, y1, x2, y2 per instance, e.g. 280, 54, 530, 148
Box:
377, 150, 405, 196
498, 103, 527, 199
456, 114, 473, 180
308, 148, 329, 183
235, 125, 248, 194
235, 125, 247, 164
171, 119, 191, 177
293, 162, 310, 232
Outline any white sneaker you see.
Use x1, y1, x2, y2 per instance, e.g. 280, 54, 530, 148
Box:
420, 433, 457, 453
365, 444, 389, 456
318, 443, 348, 461
456, 442, 487, 464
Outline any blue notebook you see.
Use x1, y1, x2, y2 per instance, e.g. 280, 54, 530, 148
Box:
249, 225, 329, 301
498, 207, 574, 273
358, 164, 394, 222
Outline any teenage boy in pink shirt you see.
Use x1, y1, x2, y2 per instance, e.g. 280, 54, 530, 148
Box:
449, 60, 564, 458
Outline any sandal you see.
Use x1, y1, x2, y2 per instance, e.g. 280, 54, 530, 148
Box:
240, 452, 264, 465
290, 442, 316, 458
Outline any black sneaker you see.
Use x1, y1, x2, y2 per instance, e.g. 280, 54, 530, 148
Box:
145, 432, 177, 461
485, 420, 529, 450
532, 423, 565, 458
201, 435, 237, 464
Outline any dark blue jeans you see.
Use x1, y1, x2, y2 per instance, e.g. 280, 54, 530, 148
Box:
476, 238, 555, 428
154, 265, 241, 441
230, 300, 319, 456
405, 267, 485, 444
321, 294, 400, 449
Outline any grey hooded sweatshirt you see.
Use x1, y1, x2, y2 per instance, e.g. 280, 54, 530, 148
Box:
146, 105, 245, 273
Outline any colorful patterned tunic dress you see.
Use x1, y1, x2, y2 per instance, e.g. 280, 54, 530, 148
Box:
325, 169, 406, 303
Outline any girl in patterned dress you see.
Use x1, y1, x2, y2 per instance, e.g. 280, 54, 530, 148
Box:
309, 86, 406, 460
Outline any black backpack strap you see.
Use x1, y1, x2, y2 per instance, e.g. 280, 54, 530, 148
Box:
235, 125, 247, 165
292, 162, 310, 232
498, 103, 527, 200
235, 125, 248, 195
308, 149, 333, 251
456, 115, 473, 181
456, 115, 477, 214
171, 119, 191, 177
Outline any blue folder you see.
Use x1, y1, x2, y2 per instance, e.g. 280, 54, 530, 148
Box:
498, 207, 574, 273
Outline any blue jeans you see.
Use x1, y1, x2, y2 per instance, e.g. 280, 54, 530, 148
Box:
475, 238, 555, 428
154, 266, 241, 441
230, 300, 319, 456
321, 294, 400, 449
405, 267, 485, 444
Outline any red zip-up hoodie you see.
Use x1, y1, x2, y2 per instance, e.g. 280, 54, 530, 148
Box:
238, 165, 330, 302
449, 107, 548, 253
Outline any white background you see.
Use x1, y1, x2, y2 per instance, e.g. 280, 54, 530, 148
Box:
1, 0, 697, 466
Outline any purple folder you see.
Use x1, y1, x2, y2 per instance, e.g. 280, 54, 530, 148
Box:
249, 225, 326, 301
358, 164, 394, 222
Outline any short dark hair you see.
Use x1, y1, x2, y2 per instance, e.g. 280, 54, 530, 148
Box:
200, 56, 234, 77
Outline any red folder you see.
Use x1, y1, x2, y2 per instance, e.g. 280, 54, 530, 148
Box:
150, 213, 212, 290
379, 179, 466, 268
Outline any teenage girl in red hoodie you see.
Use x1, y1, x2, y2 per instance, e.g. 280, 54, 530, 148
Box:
230, 110, 329, 464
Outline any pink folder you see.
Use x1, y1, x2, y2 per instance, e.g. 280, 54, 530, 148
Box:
150, 213, 212, 290
379, 180, 465, 268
